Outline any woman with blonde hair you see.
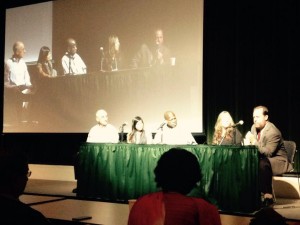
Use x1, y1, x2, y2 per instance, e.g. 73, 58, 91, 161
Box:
103, 35, 123, 71
212, 111, 243, 145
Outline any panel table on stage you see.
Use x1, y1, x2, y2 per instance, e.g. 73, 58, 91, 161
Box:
30, 199, 129, 225
77, 143, 261, 213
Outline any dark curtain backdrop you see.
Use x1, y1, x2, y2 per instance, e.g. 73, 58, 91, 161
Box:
203, 0, 299, 142
1, 0, 300, 170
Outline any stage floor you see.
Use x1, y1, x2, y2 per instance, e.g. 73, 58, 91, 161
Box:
23, 164, 300, 224
23, 178, 300, 225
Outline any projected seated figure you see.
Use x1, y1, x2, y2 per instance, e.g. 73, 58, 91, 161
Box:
36, 46, 57, 78
61, 38, 87, 75
4, 41, 35, 124
132, 29, 171, 68
153, 110, 197, 145
101, 35, 124, 71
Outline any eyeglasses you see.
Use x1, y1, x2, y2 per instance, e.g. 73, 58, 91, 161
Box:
27, 170, 32, 178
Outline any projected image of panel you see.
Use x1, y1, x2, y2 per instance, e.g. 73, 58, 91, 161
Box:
3, 0, 203, 134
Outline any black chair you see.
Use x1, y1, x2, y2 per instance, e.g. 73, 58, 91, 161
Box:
283, 140, 297, 174
272, 140, 297, 202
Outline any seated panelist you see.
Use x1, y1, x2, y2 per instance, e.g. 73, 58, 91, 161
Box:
86, 109, 119, 143
61, 38, 87, 75
37, 46, 57, 78
101, 35, 124, 71
212, 111, 243, 145
153, 111, 197, 145
127, 116, 152, 144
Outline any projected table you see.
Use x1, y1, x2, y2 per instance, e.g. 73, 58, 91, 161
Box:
7, 63, 201, 133
77, 143, 261, 213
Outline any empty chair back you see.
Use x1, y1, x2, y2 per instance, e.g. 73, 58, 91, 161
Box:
283, 140, 297, 172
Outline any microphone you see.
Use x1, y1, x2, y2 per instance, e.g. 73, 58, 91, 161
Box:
119, 122, 128, 142
119, 122, 128, 130
100, 47, 104, 57
157, 121, 167, 130
100, 47, 104, 71
229, 120, 244, 128
121, 122, 128, 127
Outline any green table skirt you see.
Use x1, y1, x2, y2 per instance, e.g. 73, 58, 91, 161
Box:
77, 143, 260, 213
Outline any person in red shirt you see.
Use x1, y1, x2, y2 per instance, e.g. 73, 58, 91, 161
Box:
128, 148, 222, 225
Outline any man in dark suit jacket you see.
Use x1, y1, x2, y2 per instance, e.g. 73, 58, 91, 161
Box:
245, 105, 290, 207
132, 29, 171, 68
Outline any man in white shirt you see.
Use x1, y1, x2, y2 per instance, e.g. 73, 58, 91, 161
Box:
73, 109, 119, 193
153, 111, 197, 145
5, 41, 32, 87
4, 41, 33, 123
61, 38, 87, 75
86, 109, 119, 143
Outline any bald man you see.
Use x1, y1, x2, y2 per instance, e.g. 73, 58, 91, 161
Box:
86, 109, 119, 143
61, 38, 87, 75
5, 41, 32, 87
153, 111, 197, 145
4, 41, 33, 123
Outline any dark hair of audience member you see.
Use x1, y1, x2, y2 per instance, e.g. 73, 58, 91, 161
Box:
0, 150, 28, 181
0, 150, 29, 197
154, 148, 202, 195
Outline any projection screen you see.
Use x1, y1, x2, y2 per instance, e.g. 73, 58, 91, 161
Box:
3, 0, 203, 134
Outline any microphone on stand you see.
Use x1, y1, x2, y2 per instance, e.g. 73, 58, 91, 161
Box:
100, 47, 104, 57
120, 122, 128, 129
157, 121, 167, 130
65, 52, 74, 75
229, 120, 244, 128
120, 122, 128, 143
100, 47, 104, 71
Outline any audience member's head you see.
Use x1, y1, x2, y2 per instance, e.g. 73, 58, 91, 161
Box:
96, 109, 108, 126
154, 148, 202, 194
12, 41, 26, 59
164, 111, 177, 128
0, 150, 31, 199
249, 208, 288, 225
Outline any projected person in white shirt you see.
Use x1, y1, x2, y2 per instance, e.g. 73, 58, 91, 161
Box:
153, 111, 197, 145
61, 38, 87, 75
86, 109, 119, 143
4, 41, 33, 123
